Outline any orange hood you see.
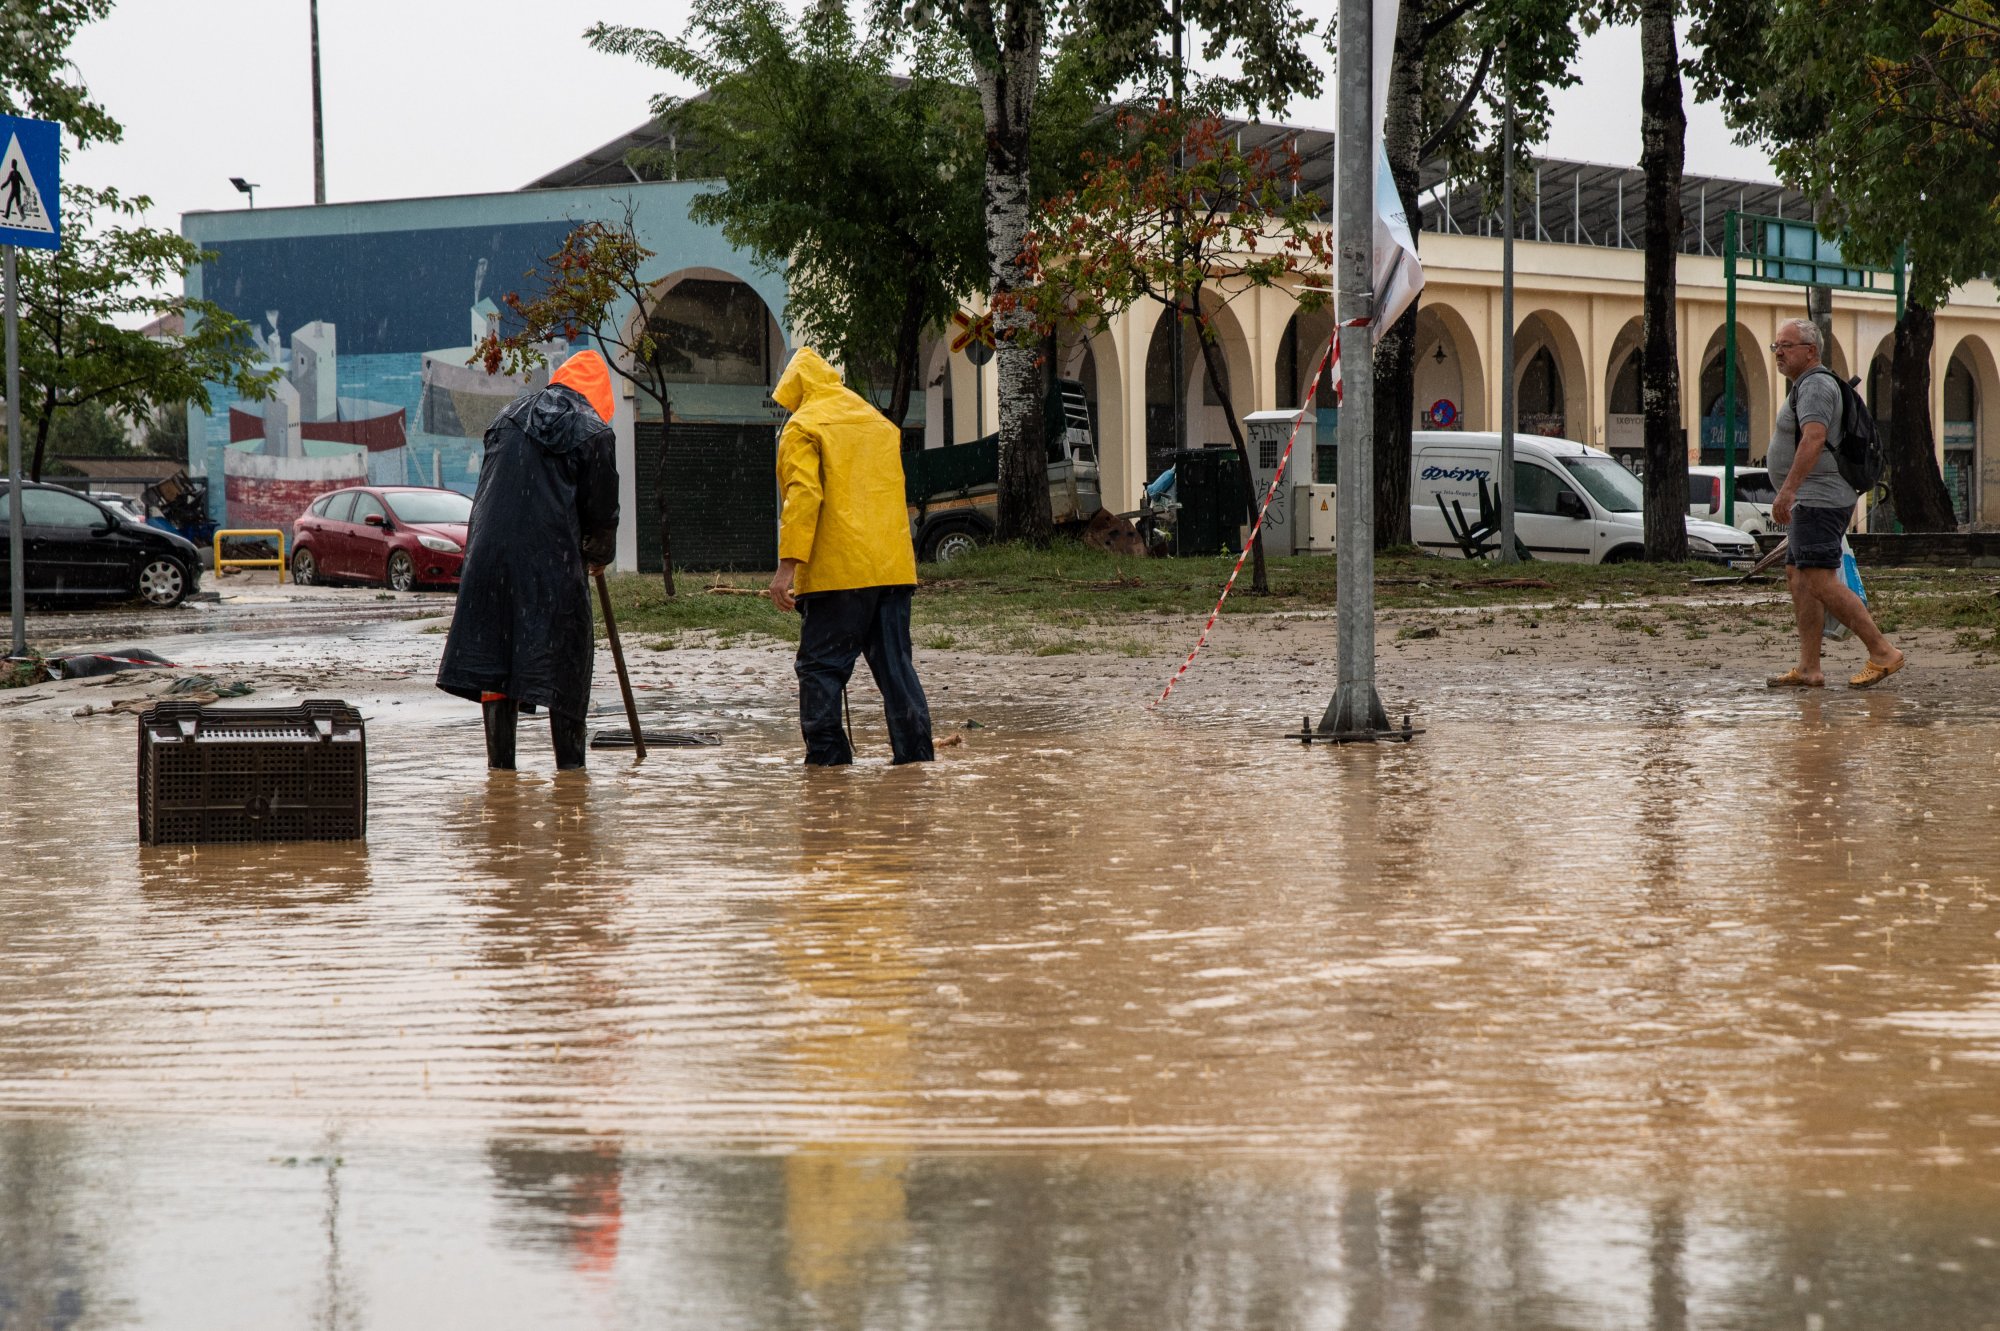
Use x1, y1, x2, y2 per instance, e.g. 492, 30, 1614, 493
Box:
550, 350, 615, 425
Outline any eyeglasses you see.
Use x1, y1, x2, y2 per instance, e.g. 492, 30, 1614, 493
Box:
1770, 340, 1808, 352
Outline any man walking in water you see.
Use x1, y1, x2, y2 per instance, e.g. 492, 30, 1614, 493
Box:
1764, 318, 1906, 689
768, 346, 935, 765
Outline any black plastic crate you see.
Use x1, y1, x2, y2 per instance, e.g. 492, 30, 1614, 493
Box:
138, 699, 368, 845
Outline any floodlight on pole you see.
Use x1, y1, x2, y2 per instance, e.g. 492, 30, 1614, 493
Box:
229, 177, 258, 209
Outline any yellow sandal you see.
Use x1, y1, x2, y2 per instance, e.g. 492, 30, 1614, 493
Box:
1765, 668, 1824, 689
1848, 652, 1907, 689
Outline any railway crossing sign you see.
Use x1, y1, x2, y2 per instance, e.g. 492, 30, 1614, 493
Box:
950, 308, 994, 366
0, 115, 60, 251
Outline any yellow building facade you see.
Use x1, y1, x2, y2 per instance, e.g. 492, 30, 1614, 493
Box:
922, 204, 2000, 530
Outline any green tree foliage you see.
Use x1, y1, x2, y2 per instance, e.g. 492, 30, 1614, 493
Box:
43, 399, 130, 460
1371, 0, 1585, 549
1700, 0, 2000, 530
16, 185, 276, 483
889, 0, 1322, 546
1011, 107, 1334, 593
589, 0, 988, 428
0, 0, 121, 147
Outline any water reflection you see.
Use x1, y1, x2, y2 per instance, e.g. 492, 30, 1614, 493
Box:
6, 684, 2000, 1325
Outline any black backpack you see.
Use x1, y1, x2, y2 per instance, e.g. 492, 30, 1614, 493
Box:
1790, 365, 1883, 494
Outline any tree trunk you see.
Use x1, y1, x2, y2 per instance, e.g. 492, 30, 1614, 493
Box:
1190, 292, 1268, 594
884, 263, 928, 429
1638, 0, 1688, 562
973, 4, 1052, 546
1372, 0, 1425, 551
1886, 296, 1957, 530
29, 384, 57, 482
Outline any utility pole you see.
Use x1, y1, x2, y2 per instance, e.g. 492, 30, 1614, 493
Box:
310, 0, 326, 205
1318, 0, 1389, 738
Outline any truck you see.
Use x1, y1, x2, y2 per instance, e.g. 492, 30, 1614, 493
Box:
902, 378, 1101, 563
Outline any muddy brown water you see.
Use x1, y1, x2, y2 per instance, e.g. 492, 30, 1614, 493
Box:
4, 620, 2000, 1328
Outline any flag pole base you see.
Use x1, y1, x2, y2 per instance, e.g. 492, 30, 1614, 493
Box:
1290, 705, 1422, 746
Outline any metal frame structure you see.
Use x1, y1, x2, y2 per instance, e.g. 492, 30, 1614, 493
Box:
1719, 212, 1903, 524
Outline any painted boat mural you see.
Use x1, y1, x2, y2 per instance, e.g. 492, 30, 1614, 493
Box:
419, 276, 565, 440
222, 318, 406, 528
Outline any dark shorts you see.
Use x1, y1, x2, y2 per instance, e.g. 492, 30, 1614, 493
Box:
1785, 503, 1853, 570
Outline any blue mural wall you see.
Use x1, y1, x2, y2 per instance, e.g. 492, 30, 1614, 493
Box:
184, 182, 790, 529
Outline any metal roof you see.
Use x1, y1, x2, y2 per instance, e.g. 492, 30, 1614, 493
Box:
1415, 158, 1812, 258
527, 114, 1799, 257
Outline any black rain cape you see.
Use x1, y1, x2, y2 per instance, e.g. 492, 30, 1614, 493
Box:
436, 382, 619, 722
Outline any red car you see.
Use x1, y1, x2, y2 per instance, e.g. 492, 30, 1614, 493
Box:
290, 485, 473, 591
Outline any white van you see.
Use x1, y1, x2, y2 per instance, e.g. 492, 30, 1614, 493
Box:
1411, 431, 1760, 565
1686, 464, 1777, 536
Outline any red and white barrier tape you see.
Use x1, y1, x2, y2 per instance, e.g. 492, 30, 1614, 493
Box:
1149, 316, 1366, 710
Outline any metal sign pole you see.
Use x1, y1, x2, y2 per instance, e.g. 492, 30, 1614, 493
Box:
1723, 212, 1738, 527
6, 245, 22, 656
1499, 65, 1518, 564
1318, 0, 1388, 739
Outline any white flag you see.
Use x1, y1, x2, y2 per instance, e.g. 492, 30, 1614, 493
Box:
1335, 0, 1426, 334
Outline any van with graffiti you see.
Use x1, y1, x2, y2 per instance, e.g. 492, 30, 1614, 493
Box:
1410, 432, 1759, 566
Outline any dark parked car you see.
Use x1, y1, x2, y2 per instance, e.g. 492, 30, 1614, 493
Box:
290, 485, 472, 591
0, 480, 202, 608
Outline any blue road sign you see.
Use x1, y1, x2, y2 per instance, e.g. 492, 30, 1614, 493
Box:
0, 115, 61, 250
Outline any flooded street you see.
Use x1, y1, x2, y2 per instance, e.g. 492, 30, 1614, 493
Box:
5, 616, 2000, 1328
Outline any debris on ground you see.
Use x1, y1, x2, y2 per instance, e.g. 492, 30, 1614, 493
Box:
46, 647, 179, 679
1078, 507, 1149, 557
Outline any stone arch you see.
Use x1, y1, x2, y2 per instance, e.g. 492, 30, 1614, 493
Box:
626, 265, 788, 421
1945, 334, 2000, 525
1063, 323, 1126, 498
1603, 316, 1646, 466
1513, 309, 1587, 441
923, 337, 955, 448
1275, 307, 1337, 411
1695, 322, 1772, 466
1143, 292, 1255, 478
1864, 330, 1898, 431
1412, 301, 1485, 431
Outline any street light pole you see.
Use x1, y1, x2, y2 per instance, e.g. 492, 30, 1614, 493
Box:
310, 0, 326, 205
1318, 0, 1389, 738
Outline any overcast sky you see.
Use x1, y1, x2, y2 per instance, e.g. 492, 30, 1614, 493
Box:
66, 1, 1777, 234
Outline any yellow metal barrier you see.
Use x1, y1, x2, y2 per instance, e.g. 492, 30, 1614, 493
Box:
213, 528, 287, 583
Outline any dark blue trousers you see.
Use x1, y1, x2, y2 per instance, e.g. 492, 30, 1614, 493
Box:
795, 585, 934, 765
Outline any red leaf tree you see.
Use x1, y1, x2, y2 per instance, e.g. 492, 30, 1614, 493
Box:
1008, 106, 1333, 593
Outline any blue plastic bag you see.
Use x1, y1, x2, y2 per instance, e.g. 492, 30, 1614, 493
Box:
1825, 536, 1866, 640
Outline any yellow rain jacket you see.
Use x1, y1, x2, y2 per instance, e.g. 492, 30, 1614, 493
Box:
773, 347, 918, 595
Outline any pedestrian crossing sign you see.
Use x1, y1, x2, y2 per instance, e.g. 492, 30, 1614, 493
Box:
0, 115, 61, 251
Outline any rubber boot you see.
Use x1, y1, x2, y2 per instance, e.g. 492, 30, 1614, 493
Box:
552, 711, 589, 771
482, 699, 518, 771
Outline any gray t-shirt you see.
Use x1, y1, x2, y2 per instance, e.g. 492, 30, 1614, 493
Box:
1767, 366, 1857, 508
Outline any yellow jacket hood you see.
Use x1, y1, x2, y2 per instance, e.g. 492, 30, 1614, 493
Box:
773, 346, 917, 595
773, 347, 844, 413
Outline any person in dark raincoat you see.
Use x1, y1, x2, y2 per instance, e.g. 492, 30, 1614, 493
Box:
437, 350, 620, 770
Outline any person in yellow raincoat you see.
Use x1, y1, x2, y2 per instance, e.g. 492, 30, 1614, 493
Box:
767, 347, 934, 765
